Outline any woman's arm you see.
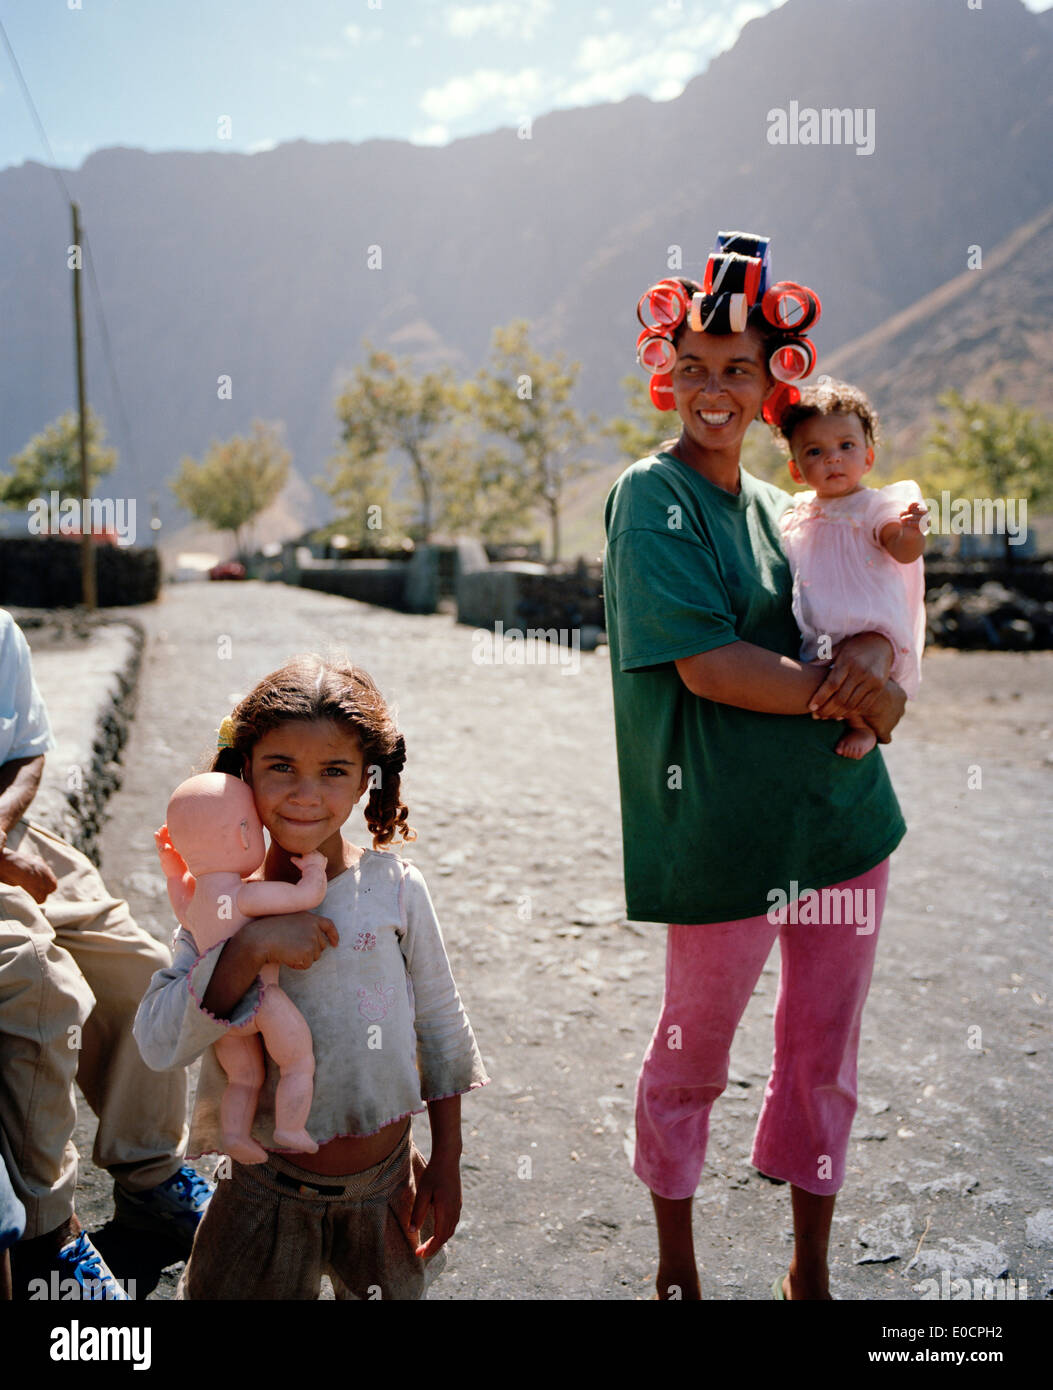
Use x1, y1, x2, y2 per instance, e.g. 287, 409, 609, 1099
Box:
675, 632, 905, 742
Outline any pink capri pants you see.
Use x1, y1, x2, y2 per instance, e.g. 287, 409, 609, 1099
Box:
633, 857, 890, 1200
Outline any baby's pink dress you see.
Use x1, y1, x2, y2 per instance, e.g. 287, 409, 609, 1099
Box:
778, 481, 926, 698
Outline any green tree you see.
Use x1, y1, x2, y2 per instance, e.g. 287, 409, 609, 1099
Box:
318, 421, 404, 549
171, 420, 290, 558
471, 321, 596, 562
432, 433, 539, 544
328, 347, 460, 543
606, 375, 675, 465
915, 391, 1053, 562
2, 407, 117, 509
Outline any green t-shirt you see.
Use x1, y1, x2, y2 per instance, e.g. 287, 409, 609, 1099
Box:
603, 452, 906, 925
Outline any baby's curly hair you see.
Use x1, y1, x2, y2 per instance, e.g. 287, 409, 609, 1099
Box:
773, 377, 881, 454
210, 655, 416, 849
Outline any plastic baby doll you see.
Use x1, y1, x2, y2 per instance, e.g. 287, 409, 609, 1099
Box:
775, 378, 927, 760
156, 772, 329, 1161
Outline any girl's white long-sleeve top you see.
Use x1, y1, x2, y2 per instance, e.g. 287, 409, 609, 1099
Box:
134, 848, 489, 1151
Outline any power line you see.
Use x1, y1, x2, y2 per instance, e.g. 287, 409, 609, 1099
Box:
0, 15, 142, 489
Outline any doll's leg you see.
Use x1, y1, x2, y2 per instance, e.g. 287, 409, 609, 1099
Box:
256, 988, 317, 1153
212, 1034, 269, 1164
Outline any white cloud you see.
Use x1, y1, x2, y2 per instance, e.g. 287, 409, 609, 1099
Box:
446, 0, 553, 41
343, 24, 363, 44
420, 67, 544, 123
558, 9, 753, 108
247, 138, 278, 154
410, 124, 450, 147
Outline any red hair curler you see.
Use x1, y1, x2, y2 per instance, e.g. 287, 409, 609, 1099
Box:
762, 382, 801, 428
761, 281, 822, 334
703, 252, 763, 305
769, 338, 817, 383
636, 280, 690, 332
636, 328, 677, 375
650, 373, 676, 411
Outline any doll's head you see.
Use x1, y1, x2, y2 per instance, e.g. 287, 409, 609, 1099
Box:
165, 772, 267, 877
210, 655, 416, 849
774, 378, 880, 498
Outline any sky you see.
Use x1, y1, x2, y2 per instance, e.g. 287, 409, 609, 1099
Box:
4, 0, 1049, 172
0, 0, 800, 170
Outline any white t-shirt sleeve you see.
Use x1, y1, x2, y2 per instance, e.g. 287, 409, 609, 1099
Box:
0, 611, 56, 763
397, 860, 489, 1102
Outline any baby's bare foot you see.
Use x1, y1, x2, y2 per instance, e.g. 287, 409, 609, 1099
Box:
835, 727, 877, 759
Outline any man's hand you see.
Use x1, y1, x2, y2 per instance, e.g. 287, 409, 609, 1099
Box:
0, 847, 58, 903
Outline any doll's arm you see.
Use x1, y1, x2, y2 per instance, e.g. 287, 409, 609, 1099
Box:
236, 852, 328, 916
155, 824, 195, 924
879, 503, 927, 564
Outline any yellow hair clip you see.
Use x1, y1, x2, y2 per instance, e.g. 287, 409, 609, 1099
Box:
217, 715, 238, 750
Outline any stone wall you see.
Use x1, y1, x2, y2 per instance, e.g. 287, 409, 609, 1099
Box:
0, 537, 161, 607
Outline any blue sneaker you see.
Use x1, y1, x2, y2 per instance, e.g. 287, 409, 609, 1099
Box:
113, 1165, 214, 1254
55, 1230, 131, 1300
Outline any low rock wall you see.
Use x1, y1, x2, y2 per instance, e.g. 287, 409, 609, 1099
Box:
0, 538, 160, 607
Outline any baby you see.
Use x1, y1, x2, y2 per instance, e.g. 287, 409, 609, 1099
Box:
774, 378, 927, 758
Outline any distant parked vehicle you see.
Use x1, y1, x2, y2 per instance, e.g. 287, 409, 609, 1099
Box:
209, 561, 246, 581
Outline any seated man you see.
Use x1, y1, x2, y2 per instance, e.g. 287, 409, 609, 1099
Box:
0, 608, 210, 1299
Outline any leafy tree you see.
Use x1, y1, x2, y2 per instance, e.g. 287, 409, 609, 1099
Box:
328, 348, 460, 542
2, 407, 117, 509
606, 375, 675, 465
915, 391, 1053, 562
471, 321, 596, 562
171, 420, 290, 558
433, 433, 539, 544
741, 420, 793, 487
318, 426, 404, 549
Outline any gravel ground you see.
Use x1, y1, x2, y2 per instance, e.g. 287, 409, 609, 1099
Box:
28, 581, 1053, 1303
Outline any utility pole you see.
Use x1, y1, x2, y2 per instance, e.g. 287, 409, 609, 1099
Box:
72, 201, 96, 609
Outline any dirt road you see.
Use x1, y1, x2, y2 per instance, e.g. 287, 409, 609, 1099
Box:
67, 582, 1052, 1300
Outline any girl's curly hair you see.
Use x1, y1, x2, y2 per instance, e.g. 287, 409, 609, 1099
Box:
772, 377, 882, 454
210, 655, 416, 849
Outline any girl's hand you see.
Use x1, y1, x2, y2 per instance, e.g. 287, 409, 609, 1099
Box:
900, 501, 928, 531
250, 911, 339, 970
409, 1149, 462, 1259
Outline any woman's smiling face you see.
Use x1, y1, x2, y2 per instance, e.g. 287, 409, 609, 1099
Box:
670, 324, 774, 458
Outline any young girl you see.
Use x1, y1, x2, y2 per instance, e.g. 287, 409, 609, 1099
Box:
134, 655, 488, 1300
774, 378, 928, 759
